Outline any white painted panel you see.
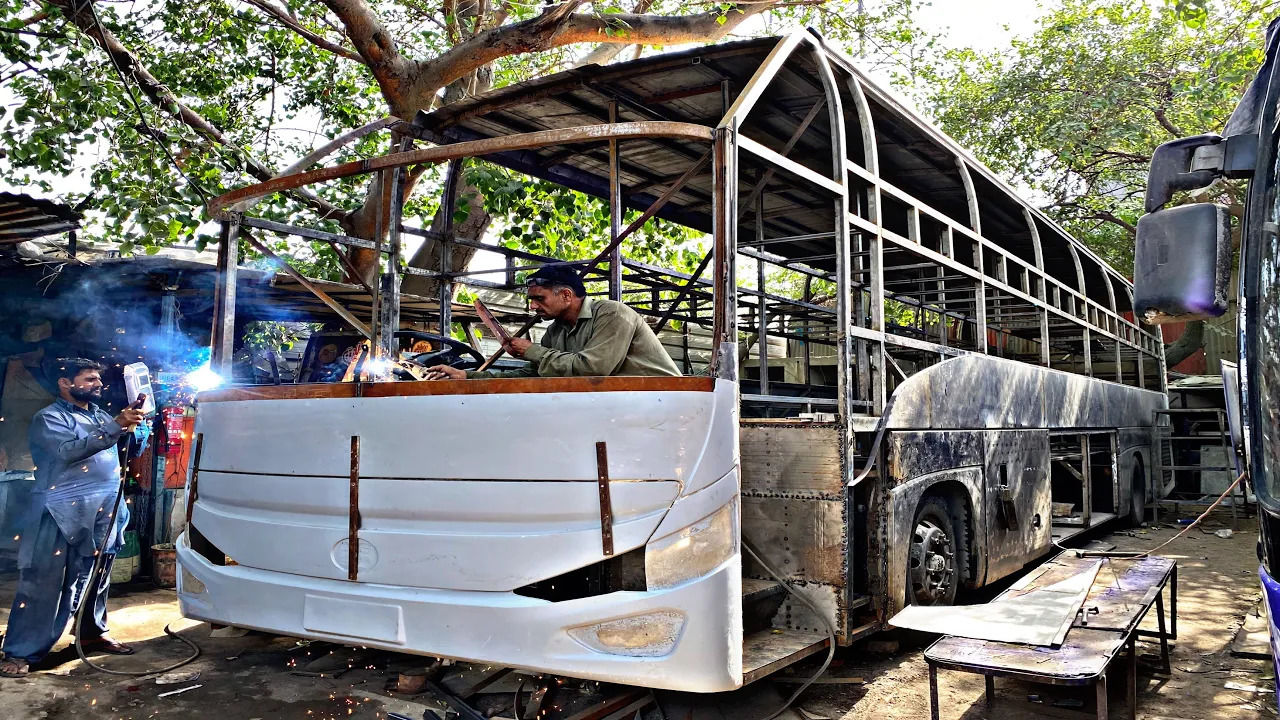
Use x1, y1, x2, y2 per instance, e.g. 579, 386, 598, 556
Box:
194, 472, 678, 591
179, 540, 743, 692
358, 478, 678, 533
303, 594, 405, 644
196, 390, 717, 482
358, 480, 679, 591
192, 501, 350, 581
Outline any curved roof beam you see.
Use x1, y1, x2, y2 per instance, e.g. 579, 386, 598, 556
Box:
846, 75, 879, 175
1021, 207, 1045, 272
954, 160, 981, 234
209, 122, 713, 219
718, 32, 808, 130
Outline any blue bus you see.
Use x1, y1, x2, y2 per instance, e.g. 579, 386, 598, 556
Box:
1134, 17, 1280, 686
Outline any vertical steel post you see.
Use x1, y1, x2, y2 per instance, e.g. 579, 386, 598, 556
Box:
440, 158, 462, 336
803, 274, 814, 386
608, 101, 623, 301
211, 215, 240, 375
756, 193, 770, 395
377, 136, 409, 359
711, 126, 738, 380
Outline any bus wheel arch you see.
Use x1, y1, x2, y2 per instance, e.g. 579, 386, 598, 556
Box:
1128, 454, 1147, 526
907, 485, 973, 607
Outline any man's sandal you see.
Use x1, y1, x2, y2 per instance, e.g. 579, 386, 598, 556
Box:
0, 658, 29, 678
80, 636, 135, 655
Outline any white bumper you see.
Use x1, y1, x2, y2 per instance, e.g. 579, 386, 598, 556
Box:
177, 535, 743, 692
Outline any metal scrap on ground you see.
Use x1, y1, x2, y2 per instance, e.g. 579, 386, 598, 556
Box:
888, 560, 1102, 646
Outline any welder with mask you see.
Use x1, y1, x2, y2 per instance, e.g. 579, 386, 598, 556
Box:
0, 358, 149, 678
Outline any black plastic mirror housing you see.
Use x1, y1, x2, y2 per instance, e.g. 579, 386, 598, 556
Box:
1133, 203, 1232, 323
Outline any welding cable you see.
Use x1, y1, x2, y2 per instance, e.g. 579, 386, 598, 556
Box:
71, 434, 202, 676
741, 538, 837, 720
1075, 470, 1249, 560
512, 677, 526, 720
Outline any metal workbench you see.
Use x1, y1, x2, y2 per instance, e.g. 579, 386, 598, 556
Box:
924, 552, 1177, 720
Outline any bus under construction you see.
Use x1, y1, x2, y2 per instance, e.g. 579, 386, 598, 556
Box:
176, 31, 1168, 693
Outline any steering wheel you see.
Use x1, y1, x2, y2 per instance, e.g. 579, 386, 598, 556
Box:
395, 330, 486, 371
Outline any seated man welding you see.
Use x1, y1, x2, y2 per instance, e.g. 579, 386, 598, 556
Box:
427, 265, 680, 379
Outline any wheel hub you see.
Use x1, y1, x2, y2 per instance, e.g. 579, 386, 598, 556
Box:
909, 518, 955, 605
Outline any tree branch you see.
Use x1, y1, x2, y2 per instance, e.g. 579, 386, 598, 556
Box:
574, 0, 655, 67
320, 0, 416, 115
17, 10, 50, 27
1054, 202, 1137, 236
242, 0, 363, 63
1152, 104, 1184, 138
51, 0, 343, 219
407, 4, 771, 110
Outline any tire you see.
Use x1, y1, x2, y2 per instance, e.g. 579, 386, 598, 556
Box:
1127, 461, 1147, 526
908, 496, 961, 606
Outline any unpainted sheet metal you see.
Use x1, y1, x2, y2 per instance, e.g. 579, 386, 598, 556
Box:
888, 560, 1101, 646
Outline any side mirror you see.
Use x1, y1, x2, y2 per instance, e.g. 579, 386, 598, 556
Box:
1133, 203, 1232, 323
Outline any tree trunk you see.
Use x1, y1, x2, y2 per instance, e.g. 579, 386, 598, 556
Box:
1163, 319, 1204, 368
341, 70, 495, 292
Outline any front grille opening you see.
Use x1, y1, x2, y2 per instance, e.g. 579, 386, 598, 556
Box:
189, 525, 230, 567
514, 547, 645, 601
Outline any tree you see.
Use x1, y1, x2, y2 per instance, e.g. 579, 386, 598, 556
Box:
0, 0, 934, 291
912, 0, 1273, 274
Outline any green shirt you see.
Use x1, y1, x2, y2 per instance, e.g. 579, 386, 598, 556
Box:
468, 298, 681, 379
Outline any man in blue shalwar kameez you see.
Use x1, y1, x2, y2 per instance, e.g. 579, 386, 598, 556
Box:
0, 358, 147, 677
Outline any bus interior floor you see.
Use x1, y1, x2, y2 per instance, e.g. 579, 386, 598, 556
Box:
0, 522, 1273, 720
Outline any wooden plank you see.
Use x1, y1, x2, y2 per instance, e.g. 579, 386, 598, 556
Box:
742, 629, 830, 685
199, 376, 714, 402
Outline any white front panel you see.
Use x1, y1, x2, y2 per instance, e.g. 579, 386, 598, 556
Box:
190, 382, 738, 591
196, 389, 723, 483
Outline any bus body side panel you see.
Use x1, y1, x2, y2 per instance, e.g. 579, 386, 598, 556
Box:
876, 355, 1167, 617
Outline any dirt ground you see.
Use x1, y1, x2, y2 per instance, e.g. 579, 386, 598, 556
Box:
1, 517, 1274, 720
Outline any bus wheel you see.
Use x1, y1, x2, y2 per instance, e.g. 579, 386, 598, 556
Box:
1128, 461, 1146, 526
909, 496, 959, 606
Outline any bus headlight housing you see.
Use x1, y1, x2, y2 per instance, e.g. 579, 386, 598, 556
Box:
179, 566, 206, 595
644, 500, 737, 590
567, 611, 686, 657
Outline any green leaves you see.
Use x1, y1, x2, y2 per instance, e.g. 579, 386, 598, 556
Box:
913, 0, 1269, 274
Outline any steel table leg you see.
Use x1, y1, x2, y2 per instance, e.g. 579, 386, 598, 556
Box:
1128, 636, 1138, 720
1155, 590, 1171, 674
985, 675, 995, 709
1170, 566, 1178, 639
929, 664, 940, 720
1096, 673, 1108, 720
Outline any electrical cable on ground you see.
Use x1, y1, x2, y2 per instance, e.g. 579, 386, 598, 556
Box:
72, 434, 201, 676
742, 539, 837, 720
1075, 471, 1249, 560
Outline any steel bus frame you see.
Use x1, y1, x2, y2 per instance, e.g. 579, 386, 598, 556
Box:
177, 31, 1168, 692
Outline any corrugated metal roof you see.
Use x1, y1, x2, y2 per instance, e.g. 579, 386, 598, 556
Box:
0, 192, 81, 243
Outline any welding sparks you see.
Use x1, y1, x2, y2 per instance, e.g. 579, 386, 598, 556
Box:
185, 363, 224, 392
361, 358, 396, 380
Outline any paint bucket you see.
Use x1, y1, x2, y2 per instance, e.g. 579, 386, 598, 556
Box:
152, 543, 177, 588
110, 531, 140, 583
